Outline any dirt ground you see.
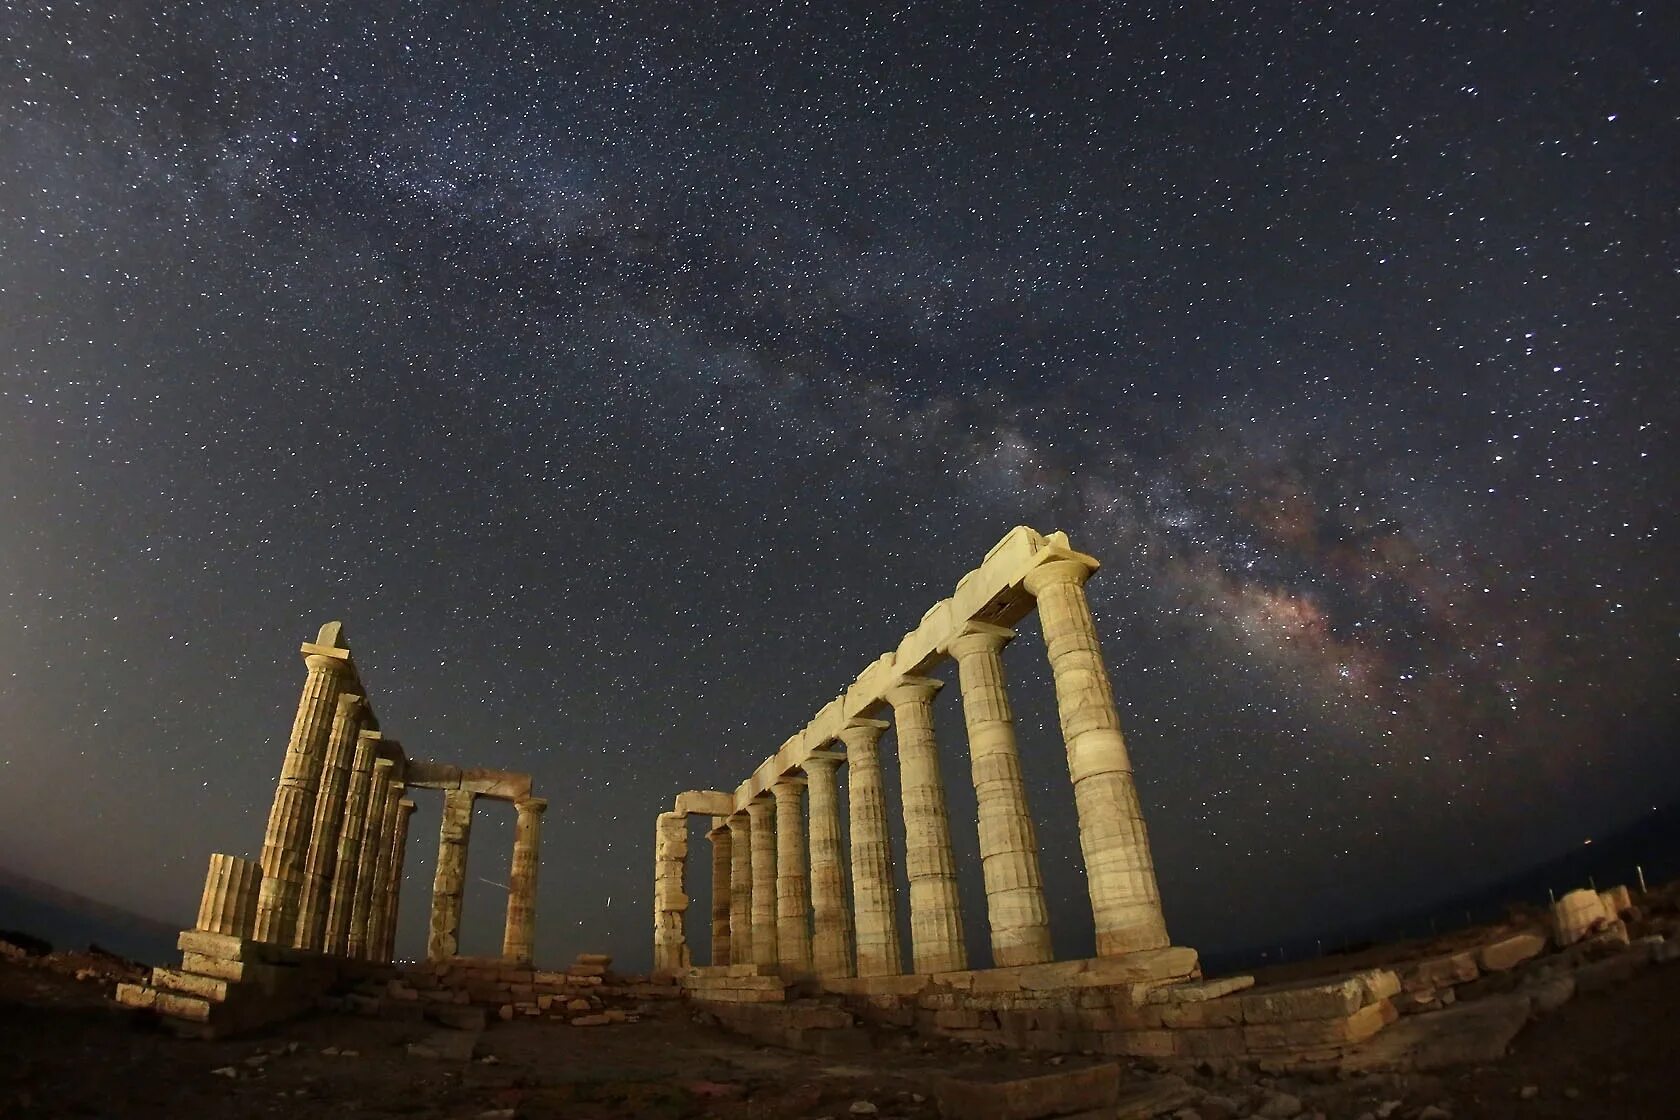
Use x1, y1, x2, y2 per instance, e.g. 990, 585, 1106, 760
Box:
3, 955, 1679, 1119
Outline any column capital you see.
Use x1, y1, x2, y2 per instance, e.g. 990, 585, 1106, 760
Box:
772, 776, 808, 797
744, 797, 774, 821
836, 719, 889, 751
726, 808, 752, 827
335, 692, 367, 715
397, 798, 417, 815
884, 675, 943, 706
1022, 555, 1098, 595
802, 751, 843, 775
371, 758, 395, 776
516, 797, 549, 816
947, 621, 1016, 660
707, 820, 731, 840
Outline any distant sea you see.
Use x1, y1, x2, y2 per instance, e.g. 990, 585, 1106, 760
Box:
0, 868, 181, 966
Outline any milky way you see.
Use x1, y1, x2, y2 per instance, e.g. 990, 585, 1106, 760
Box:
2, 4, 1675, 967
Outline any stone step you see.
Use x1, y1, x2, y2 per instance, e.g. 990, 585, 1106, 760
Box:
115, 982, 213, 1023
150, 968, 233, 1003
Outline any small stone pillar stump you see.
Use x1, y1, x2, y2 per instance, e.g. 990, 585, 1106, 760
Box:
197, 854, 262, 937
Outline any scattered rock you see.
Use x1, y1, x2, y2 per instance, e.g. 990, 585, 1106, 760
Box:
242, 1055, 267, 1068
570, 1014, 611, 1026
1415, 1106, 1451, 1120
1563, 1087, 1580, 1100
1375, 1102, 1402, 1118
1518, 1085, 1539, 1100
848, 1103, 878, 1116
211, 1066, 238, 1078
338, 1049, 359, 1058
1257, 1091, 1302, 1118
321, 1046, 340, 1056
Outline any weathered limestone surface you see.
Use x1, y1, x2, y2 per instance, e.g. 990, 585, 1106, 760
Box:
772, 778, 812, 974
707, 820, 732, 967
1553, 887, 1611, 946
841, 719, 902, 977
652, 810, 690, 973
380, 798, 416, 962
348, 762, 396, 959
503, 797, 546, 963
1023, 558, 1169, 957
254, 622, 352, 944
323, 728, 382, 954
804, 753, 854, 978
427, 787, 476, 961
196, 854, 261, 937
949, 622, 1053, 967
747, 798, 778, 968
887, 676, 967, 975
726, 812, 753, 966
362, 781, 404, 962
293, 692, 367, 950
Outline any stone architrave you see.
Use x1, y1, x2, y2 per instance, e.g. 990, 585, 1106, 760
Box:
652, 811, 690, 973
348, 761, 396, 959
804, 753, 855, 978
323, 728, 381, 954
293, 692, 366, 950
839, 719, 902, 977
726, 811, 753, 965
254, 622, 352, 944
707, 819, 733, 966
502, 797, 547, 963
378, 799, 416, 962
772, 778, 812, 974
886, 676, 967, 975
196, 854, 262, 937
1024, 557, 1169, 956
950, 622, 1053, 967
746, 797, 778, 968
362, 782, 404, 960
427, 787, 476, 961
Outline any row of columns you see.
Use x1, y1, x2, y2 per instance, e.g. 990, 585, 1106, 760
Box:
663, 558, 1169, 977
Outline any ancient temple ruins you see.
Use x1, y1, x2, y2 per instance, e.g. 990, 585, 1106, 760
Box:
653, 525, 1173, 977
117, 622, 545, 1034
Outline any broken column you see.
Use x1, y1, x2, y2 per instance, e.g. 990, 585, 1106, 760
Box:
196, 854, 262, 937
378, 798, 416, 962
707, 819, 733, 966
254, 621, 352, 945
323, 728, 381, 954
886, 677, 967, 975
841, 718, 902, 977
950, 622, 1053, 967
747, 796, 778, 967
362, 780, 404, 961
348, 759, 396, 959
804, 753, 855, 978
1024, 557, 1169, 956
726, 810, 753, 966
772, 777, 812, 975
427, 787, 476, 961
293, 692, 367, 950
502, 797, 546, 964
652, 810, 690, 973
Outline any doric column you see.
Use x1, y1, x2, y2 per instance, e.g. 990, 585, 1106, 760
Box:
254, 622, 352, 944
196, 854, 262, 937
746, 797, 778, 967
726, 811, 753, 965
652, 811, 690, 973
427, 787, 476, 961
1024, 557, 1169, 955
804, 753, 855, 978
348, 760, 396, 959
502, 797, 547, 963
886, 677, 967, 975
772, 778, 812, 974
323, 728, 381, 955
951, 623, 1053, 967
293, 692, 366, 950
707, 819, 733, 966
362, 781, 404, 961
840, 718, 902, 977
378, 799, 416, 962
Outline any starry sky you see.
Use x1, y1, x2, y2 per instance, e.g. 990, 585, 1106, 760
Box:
2, 3, 1676, 972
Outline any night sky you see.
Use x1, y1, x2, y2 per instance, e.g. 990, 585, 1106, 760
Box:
2, 4, 1676, 972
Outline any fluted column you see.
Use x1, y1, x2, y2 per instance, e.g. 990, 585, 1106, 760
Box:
886, 677, 967, 974
254, 622, 352, 944
348, 760, 395, 959
293, 692, 366, 950
707, 819, 733, 966
772, 778, 812, 974
652, 810, 690, 973
726, 811, 753, 966
196, 854, 262, 937
746, 797, 778, 967
427, 787, 476, 961
502, 797, 547, 963
840, 718, 902, 977
378, 799, 416, 962
362, 781, 404, 960
951, 623, 1053, 966
805, 753, 855, 978
323, 728, 381, 954
1024, 557, 1169, 955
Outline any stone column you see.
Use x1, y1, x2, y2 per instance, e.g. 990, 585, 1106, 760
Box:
707, 820, 733, 966
378, 799, 416, 962
840, 718, 902, 977
886, 676, 967, 975
362, 782, 404, 961
502, 797, 547, 963
348, 760, 396, 959
804, 753, 855, 978
293, 692, 366, 950
196, 854, 262, 937
323, 728, 381, 955
746, 797, 778, 968
652, 811, 690, 973
1024, 557, 1169, 956
726, 811, 753, 966
254, 622, 352, 944
772, 778, 812, 974
950, 623, 1054, 967
427, 787, 476, 961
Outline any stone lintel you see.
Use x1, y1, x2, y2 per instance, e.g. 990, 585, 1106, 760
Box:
674, 789, 735, 817
405, 760, 531, 801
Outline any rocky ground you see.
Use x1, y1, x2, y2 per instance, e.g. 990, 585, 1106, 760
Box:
2, 948, 1678, 1119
